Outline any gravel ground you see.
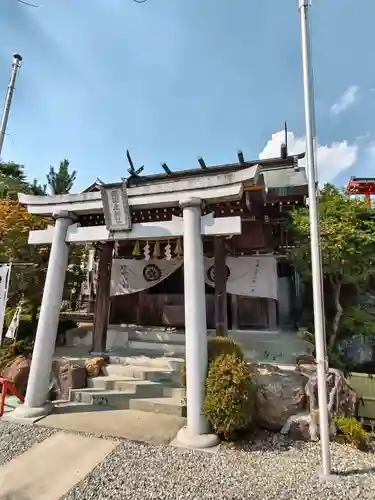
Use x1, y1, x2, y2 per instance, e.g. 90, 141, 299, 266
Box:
62, 433, 375, 500
0, 420, 57, 466
1, 421, 374, 500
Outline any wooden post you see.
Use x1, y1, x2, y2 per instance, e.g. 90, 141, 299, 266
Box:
214, 236, 228, 336
91, 242, 113, 354
268, 299, 278, 330
231, 294, 239, 331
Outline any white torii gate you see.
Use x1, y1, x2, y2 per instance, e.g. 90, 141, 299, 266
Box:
10, 164, 259, 449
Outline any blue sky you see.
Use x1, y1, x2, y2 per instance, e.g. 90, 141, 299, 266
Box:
0, 0, 374, 191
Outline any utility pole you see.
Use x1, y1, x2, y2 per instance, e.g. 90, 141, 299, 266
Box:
298, 0, 332, 478
0, 53, 23, 157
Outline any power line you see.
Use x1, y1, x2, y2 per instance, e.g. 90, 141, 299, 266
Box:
17, 0, 39, 7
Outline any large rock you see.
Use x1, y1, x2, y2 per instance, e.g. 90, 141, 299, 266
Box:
84, 357, 106, 377
50, 359, 87, 401
298, 364, 359, 416
249, 363, 309, 431
1, 355, 31, 395
280, 364, 359, 441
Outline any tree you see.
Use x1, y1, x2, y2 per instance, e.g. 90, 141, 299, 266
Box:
0, 162, 46, 198
0, 162, 27, 181
29, 179, 47, 196
0, 161, 28, 199
0, 199, 50, 323
46, 159, 77, 194
291, 184, 375, 348
0, 199, 85, 326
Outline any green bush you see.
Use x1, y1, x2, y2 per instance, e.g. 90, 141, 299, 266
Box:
203, 353, 256, 440
181, 336, 244, 388
333, 415, 371, 451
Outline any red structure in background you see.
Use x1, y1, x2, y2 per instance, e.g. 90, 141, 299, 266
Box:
346, 177, 375, 205
0, 377, 24, 417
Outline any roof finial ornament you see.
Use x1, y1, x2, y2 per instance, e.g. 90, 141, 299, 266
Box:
198, 157, 207, 169
126, 150, 144, 178
161, 162, 172, 175
237, 150, 245, 165
280, 122, 288, 159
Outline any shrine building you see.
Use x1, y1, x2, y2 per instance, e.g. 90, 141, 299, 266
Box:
12, 148, 308, 446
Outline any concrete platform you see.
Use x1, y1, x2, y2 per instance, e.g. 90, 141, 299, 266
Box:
3, 395, 22, 414
36, 403, 187, 445
0, 432, 117, 500
59, 325, 310, 366
130, 397, 186, 417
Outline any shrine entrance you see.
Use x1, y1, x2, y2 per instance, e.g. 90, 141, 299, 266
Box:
11, 162, 262, 449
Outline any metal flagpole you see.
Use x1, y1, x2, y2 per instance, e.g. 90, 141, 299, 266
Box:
0, 54, 23, 157
298, 0, 332, 477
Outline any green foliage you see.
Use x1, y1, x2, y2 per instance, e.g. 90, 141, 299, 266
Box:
3, 310, 78, 344
203, 353, 256, 440
291, 184, 375, 283
29, 178, 47, 195
46, 159, 76, 194
0, 162, 27, 181
291, 184, 375, 345
0, 162, 29, 199
207, 335, 244, 360
180, 337, 255, 440
333, 415, 371, 451
0, 159, 83, 318
0, 196, 85, 318
0, 340, 31, 373
340, 304, 375, 337
180, 336, 244, 388
302, 329, 354, 375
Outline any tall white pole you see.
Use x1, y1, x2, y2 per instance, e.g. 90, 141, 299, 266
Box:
299, 0, 332, 477
0, 53, 23, 157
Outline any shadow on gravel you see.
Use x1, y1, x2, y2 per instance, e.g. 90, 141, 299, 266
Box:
223, 430, 304, 453
337, 466, 375, 477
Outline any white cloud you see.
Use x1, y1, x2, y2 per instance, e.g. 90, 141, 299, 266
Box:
330, 85, 360, 115
365, 142, 375, 156
259, 130, 358, 185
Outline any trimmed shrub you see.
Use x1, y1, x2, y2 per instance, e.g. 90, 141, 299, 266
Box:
203, 353, 256, 440
181, 336, 244, 388
333, 415, 371, 451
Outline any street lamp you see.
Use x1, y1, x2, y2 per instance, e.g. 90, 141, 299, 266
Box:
298, 0, 332, 478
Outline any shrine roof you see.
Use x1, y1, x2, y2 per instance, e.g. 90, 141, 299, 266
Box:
80, 153, 305, 192
18, 153, 307, 217
126, 153, 304, 186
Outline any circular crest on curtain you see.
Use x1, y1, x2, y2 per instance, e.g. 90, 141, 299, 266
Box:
143, 264, 162, 282
207, 265, 230, 283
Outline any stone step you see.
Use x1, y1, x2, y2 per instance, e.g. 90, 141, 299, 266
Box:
127, 331, 185, 344
127, 340, 185, 356
103, 364, 179, 383
107, 354, 183, 371
129, 397, 186, 417
87, 376, 165, 397
70, 389, 134, 409
70, 386, 185, 415
162, 386, 184, 399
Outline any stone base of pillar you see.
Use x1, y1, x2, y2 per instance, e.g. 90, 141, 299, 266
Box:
175, 426, 220, 450
7, 402, 53, 421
